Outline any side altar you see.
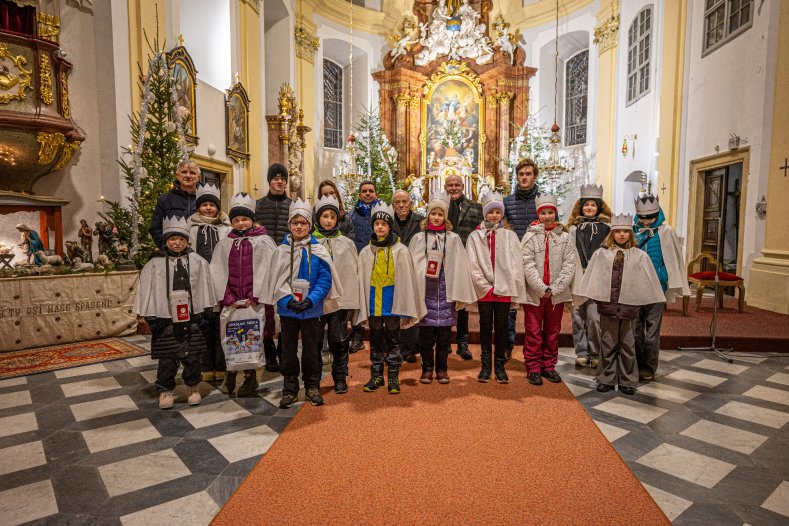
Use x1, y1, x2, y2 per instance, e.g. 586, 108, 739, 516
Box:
373, 0, 536, 198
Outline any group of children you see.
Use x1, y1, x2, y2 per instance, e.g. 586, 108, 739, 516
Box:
134, 174, 686, 410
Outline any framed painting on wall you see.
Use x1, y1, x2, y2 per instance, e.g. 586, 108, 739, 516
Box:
225, 83, 250, 163
166, 46, 198, 144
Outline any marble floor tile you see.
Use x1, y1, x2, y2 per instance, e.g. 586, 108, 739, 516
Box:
0, 377, 27, 388
659, 349, 682, 362
0, 390, 32, 410
715, 401, 789, 429
642, 483, 693, 521
731, 355, 767, 364
594, 420, 629, 442
0, 479, 58, 525
557, 347, 575, 358
690, 359, 749, 375
81, 418, 161, 453
119, 490, 219, 526
594, 397, 669, 424
637, 443, 736, 489
638, 382, 700, 404
680, 420, 768, 454
98, 448, 191, 497
207, 424, 278, 463
0, 440, 46, 475
138, 369, 157, 384
126, 355, 156, 368
665, 369, 728, 388
70, 395, 138, 422
766, 372, 789, 387
565, 382, 592, 397
54, 363, 109, 379
743, 385, 789, 407
60, 377, 122, 398
761, 481, 789, 518
178, 400, 252, 430
0, 412, 37, 438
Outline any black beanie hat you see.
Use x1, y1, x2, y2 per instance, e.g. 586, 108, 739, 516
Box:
229, 192, 256, 221
196, 193, 220, 209
267, 163, 289, 183
371, 209, 394, 232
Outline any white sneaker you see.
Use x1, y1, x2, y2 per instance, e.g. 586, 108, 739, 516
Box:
159, 391, 175, 409
186, 385, 202, 406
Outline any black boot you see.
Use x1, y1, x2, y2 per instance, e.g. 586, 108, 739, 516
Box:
494, 359, 509, 384
330, 340, 349, 394
264, 338, 280, 372
478, 347, 492, 382
387, 367, 400, 394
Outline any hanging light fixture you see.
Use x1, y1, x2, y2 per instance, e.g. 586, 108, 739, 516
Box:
542, 0, 568, 191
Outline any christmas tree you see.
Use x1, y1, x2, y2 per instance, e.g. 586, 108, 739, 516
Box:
337, 108, 398, 205
106, 37, 189, 265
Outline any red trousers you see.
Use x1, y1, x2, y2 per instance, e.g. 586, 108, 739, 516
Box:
522, 298, 564, 373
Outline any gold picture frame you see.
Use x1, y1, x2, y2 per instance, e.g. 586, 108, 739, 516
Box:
166, 46, 198, 144
225, 82, 251, 163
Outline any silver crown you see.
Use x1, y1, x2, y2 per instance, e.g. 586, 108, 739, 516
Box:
579, 184, 604, 200
634, 194, 660, 216
535, 193, 558, 209
481, 191, 504, 207
610, 213, 634, 230
229, 192, 255, 212
289, 198, 313, 223
313, 194, 340, 213
162, 216, 190, 238
196, 183, 220, 202
370, 201, 394, 218
427, 191, 451, 213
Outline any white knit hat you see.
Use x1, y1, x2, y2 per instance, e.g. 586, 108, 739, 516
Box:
481, 191, 505, 216
610, 213, 634, 231
289, 198, 313, 225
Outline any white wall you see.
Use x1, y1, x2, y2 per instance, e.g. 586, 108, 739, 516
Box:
264, 16, 294, 116
178, 0, 232, 91
681, 0, 779, 286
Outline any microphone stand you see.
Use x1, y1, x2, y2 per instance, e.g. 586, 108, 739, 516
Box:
679, 216, 733, 363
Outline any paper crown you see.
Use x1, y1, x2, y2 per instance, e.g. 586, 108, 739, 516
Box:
314, 194, 340, 214
196, 183, 221, 203
370, 201, 394, 218
162, 216, 190, 238
634, 194, 660, 216
580, 184, 604, 200
536, 193, 558, 211
427, 191, 451, 214
289, 198, 313, 223
610, 213, 634, 230
481, 191, 505, 215
229, 192, 255, 212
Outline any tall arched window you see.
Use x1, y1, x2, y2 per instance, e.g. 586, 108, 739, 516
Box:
564, 49, 588, 146
323, 59, 343, 149
626, 6, 652, 106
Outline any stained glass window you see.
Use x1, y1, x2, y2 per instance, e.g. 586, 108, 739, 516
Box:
564, 49, 588, 146
323, 59, 343, 149
626, 7, 651, 106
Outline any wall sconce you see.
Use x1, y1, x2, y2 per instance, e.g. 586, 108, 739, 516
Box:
755, 195, 767, 218
621, 134, 637, 158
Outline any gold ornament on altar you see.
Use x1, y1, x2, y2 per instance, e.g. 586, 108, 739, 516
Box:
39, 53, 54, 105
37, 132, 65, 165
35, 13, 61, 44
53, 140, 82, 171
278, 83, 295, 119
423, 60, 482, 95
59, 71, 70, 119
0, 44, 33, 104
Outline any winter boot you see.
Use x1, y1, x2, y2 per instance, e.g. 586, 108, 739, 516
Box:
159, 390, 175, 409
236, 371, 259, 397
387, 367, 401, 394
494, 359, 509, 384
305, 387, 324, 406
363, 375, 385, 392
264, 338, 280, 372
219, 371, 237, 394
477, 347, 493, 383
186, 385, 202, 406
330, 340, 349, 394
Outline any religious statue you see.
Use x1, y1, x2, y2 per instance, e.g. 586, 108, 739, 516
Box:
93, 220, 117, 259
78, 219, 93, 262
15, 224, 44, 265
492, 15, 517, 65
415, 0, 494, 66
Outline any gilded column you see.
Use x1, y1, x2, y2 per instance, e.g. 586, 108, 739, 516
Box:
407, 94, 420, 178
294, 10, 319, 200
592, 1, 620, 204
238, 0, 262, 195
748, 0, 789, 313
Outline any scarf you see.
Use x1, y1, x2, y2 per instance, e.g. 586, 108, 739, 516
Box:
355, 199, 380, 217
516, 185, 539, 201
370, 231, 398, 247
314, 223, 340, 238
427, 223, 446, 232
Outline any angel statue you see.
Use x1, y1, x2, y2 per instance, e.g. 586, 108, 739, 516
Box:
493, 15, 517, 65
389, 32, 418, 62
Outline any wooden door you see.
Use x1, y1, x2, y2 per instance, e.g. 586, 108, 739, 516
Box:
701, 168, 726, 271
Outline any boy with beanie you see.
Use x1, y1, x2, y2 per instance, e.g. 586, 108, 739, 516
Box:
134, 216, 216, 409
266, 199, 343, 408
354, 203, 425, 394
211, 193, 277, 397
633, 194, 688, 380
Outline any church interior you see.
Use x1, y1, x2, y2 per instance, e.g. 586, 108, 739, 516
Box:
0, 0, 788, 524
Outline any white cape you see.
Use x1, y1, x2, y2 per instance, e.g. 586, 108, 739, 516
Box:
408, 230, 478, 310
210, 234, 277, 304
655, 225, 689, 303
353, 242, 426, 328
134, 252, 216, 318
466, 226, 527, 303
315, 234, 360, 311
265, 238, 343, 314
576, 247, 666, 306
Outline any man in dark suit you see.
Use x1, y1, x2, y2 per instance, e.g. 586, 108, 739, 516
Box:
445, 175, 482, 360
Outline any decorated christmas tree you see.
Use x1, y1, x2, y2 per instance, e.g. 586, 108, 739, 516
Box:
106, 37, 190, 265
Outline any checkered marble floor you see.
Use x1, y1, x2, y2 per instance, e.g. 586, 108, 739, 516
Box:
558, 347, 789, 525
0, 337, 787, 525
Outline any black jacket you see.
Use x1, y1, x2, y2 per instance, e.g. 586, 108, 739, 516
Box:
350, 205, 374, 252
150, 181, 197, 249
504, 186, 539, 239
254, 193, 292, 244
394, 211, 424, 246
337, 213, 356, 241
449, 196, 483, 246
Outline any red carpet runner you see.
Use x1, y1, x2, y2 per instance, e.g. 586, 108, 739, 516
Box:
213, 347, 670, 525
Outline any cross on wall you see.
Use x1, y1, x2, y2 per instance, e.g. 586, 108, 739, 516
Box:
780, 158, 789, 177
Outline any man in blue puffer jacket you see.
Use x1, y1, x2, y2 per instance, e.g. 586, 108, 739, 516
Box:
349, 181, 381, 252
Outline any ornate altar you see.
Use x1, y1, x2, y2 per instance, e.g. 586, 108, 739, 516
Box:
265, 83, 310, 199
373, 0, 536, 199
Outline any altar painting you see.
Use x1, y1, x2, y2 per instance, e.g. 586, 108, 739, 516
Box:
423, 77, 481, 174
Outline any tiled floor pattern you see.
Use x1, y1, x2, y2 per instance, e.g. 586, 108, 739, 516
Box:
559, 346, 789, 525
0, 336, 787, 525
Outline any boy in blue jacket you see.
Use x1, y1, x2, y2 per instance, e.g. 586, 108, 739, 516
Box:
267, 199, 342, 408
